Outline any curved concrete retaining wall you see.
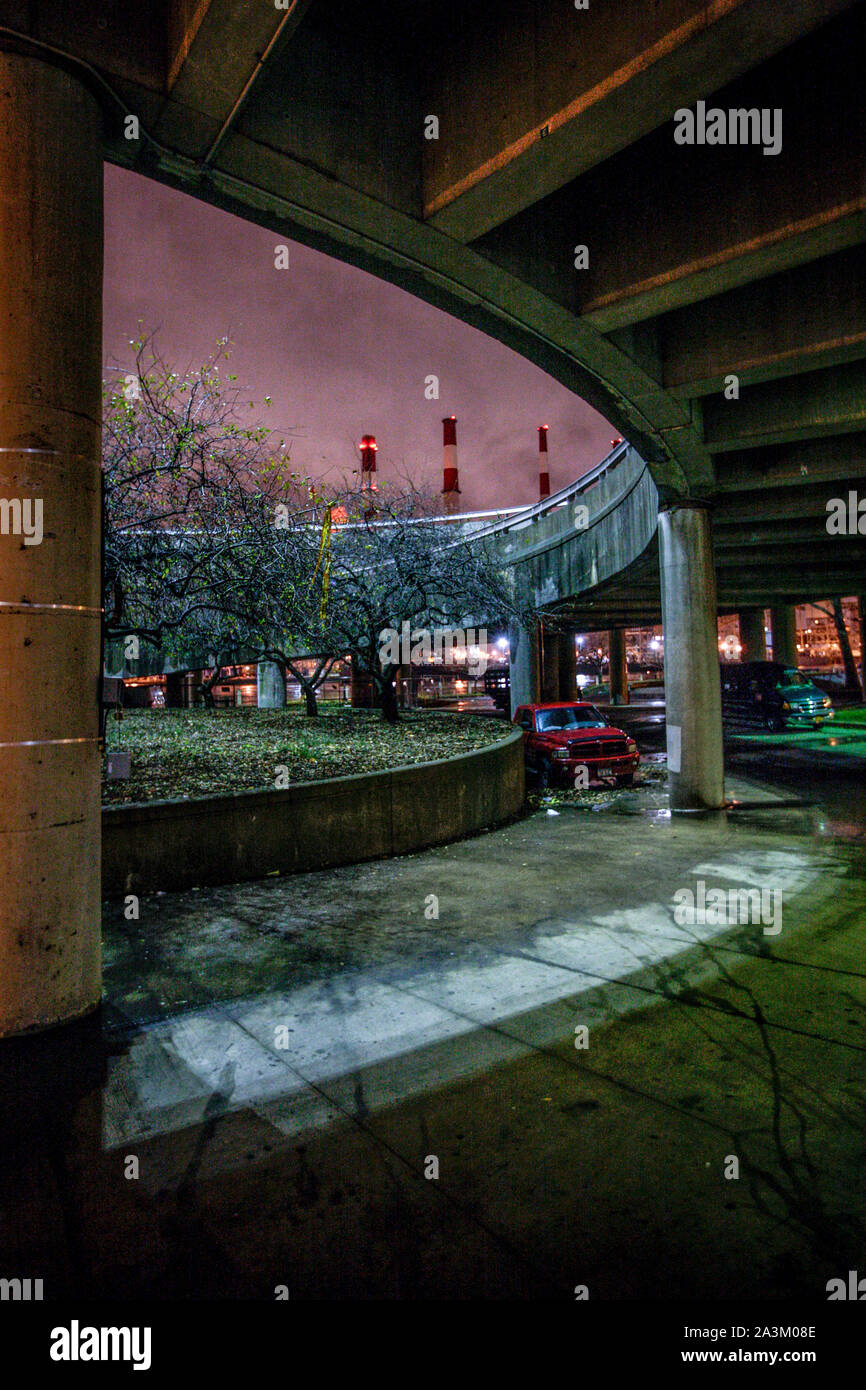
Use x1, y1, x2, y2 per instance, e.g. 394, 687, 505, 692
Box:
102, 727, 525, 895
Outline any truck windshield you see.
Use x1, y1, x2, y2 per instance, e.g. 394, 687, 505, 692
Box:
536, 706, 607, 731
777, 669, 811, 688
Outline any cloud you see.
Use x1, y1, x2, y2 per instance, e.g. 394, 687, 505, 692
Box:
104, 165, 613, 510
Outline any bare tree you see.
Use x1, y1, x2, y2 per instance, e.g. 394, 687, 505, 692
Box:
292, 483, 526, 722
102, 333, 306, 658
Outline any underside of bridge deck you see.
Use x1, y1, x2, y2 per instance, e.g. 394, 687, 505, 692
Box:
2, 0, 861, 586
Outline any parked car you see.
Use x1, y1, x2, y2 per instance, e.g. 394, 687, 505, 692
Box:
513, 701, 640, 788
483, 667, 511, 713
720, 661, 833, 731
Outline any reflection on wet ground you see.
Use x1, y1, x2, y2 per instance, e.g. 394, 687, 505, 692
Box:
607, 700, 866, 844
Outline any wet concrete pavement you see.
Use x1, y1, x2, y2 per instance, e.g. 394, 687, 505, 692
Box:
2, 739, 865, 1299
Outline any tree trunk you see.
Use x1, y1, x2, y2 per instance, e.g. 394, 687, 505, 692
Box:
198, 664, 224, 709
833, 598, 863, 697
379, 665, 400, 723
286, 659, 321, 717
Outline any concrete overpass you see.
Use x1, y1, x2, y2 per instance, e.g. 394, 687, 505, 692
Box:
1, 0, 865, 1032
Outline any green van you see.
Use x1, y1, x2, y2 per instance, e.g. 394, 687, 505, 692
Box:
720, 661, 833, 732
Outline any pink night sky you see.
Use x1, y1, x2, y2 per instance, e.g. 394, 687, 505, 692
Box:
103, 165, 614, 512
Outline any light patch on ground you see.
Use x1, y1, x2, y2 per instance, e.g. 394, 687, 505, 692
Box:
104, 848, 830, 1153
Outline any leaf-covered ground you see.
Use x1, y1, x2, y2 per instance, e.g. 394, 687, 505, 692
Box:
102, 706, 512, 805
525, 761, 667, 813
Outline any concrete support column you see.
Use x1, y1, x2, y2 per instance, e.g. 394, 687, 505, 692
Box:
769, 605, 798, 668
256, 660, 286, 708
659, 505, 725, 810
508, 621, 540, 716
609, 628, 629, 705
737, 607, 767, 661
557, 630, 577, 701
540, 627, 560, 702
0, 51, 104, 1034
164, 672, 184, 708
859, 597, 866, 687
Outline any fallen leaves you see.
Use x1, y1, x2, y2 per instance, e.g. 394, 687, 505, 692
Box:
102, 706, 510, 805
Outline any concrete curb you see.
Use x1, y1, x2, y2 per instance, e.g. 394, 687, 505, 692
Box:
102, 727, 525, 896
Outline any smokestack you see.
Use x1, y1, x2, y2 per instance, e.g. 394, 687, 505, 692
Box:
538, 425, 550, 500
442, 415, 460, 514
359, 434, 377, 491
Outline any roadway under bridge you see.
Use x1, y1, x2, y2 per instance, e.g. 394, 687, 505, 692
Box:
1, 1, 865, 1031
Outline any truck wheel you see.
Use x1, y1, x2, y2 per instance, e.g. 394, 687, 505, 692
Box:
538, 757, 552, 790
764, 712, 784, 732
615, 773, 634, 787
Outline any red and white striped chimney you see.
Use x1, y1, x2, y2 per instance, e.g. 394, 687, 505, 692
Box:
538, 424, 550, 500
442, 415, 460, 514
359, 434, 377, 492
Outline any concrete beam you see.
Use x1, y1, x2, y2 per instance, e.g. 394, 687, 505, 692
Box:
716, 565, 866, 599
0, 2, 165, 89
423, 0, 853, 242
714, 488, 858, 524
660, 246, 866, 396
703, 360, 866, 452
167, 1, 218, 90
713, 433, 866, 492
478, 6, 866, 332
155, 0, 317, 162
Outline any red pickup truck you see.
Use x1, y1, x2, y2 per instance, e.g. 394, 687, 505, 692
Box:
513, 701, 640, 789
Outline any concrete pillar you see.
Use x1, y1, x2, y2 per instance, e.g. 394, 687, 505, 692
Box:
859, 597, 866, 687
659, 505, 725, 810
508, 621, 539, 716
256, 660, 286, 708
737, 607, 767, 661
164, 672, 184, 708
557, 630, 577, 701
769, 605, 798, 668
0, 51, 104, 1034
540, 627, 560, 702
609, 628, 629, 705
